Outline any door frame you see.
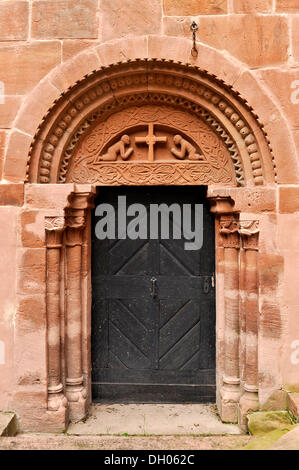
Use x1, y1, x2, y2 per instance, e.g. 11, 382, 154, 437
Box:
42, 183, 259, 427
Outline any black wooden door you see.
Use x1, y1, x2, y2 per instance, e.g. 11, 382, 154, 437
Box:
91, 186, 216, 403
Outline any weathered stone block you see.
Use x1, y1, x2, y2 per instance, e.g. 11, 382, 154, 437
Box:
0, 42, 61, 95
279, 187, 299, 213
243, 428, 296, 450
101, 0, 162, 41
0, 131, 8, 180
16, 295, 46, 332
62, 40, 97, 62
0, 184, 24, 207
287, 393, 299, 419
247, 411, 294, 435
25, 184, 74, 210
0, 1, 29, 41
258, 69, 299, 129
229, 188, 276, 213
233, 0, 272, 13
32, 0, 98, 39
0, 95, 23, 129
18, 248, 46, 295
163, 0, 227, 15
96, 36, 148, 67
292, 17, 299, 63
260, 390, 288, 411
2, 130, 32, 183
14, 80, 61, 137
281, 252, 299, 306
48, 48, 100, 92
276, 0, 299, 12
270, 426, 299, 450
163, 16, 197, 38
21, 210, 45, 248
197, 15, 288, 67
278, 214, 299, 251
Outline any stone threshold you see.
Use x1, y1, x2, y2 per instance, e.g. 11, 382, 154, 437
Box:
67, 404, 243, 436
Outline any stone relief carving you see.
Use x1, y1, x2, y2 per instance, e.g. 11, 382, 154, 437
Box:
238, 220, 259, 236
98, 134, 134, 161
67, 104, 236, 186
71, 162, 233, 186
45, 216, 65, 232
26, 60, 276, 185
135, 123, 167, 162
171, 134, 205, 161
58, 95, 244, 186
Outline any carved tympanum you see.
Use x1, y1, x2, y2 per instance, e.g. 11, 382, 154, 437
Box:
67, 105, 236, 186
27, 60, 276, 185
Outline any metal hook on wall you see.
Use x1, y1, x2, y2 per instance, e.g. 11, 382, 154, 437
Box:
190, 21, 198, 57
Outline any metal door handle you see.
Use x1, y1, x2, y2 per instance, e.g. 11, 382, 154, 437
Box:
151, 277, 157, 298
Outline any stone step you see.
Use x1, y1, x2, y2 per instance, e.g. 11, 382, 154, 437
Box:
0, 412, 17, 437
287, 393, 299, 420
270, 425, 299, 450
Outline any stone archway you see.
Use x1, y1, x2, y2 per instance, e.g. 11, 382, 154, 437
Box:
12, 58, 280, 431
26, 60, 276, 186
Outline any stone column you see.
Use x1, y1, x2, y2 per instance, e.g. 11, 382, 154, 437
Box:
239, 221, 260, 427
208, 195, 240, 423
45, 217, 68, 418
219, 218, 241, 423
81, 213, 92, 406
64, 188, 95, 421
65, 212, 87, 421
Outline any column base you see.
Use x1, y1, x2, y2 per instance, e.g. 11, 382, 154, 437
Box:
239, 386, 259, 430
220, 377, 241, 423
46, 388, 69, 432
66, 384, 88, 422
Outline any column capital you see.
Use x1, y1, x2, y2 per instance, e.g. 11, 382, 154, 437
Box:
208, 195, 237, 215
45, 216, 65, 247
238, 220, 259, 236
66, 214, 86, 230
45, 216, 65, 232
239, 220, 259, 250
220, 218, 240, 249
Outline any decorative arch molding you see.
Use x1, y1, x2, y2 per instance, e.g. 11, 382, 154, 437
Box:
26, 59, 276, 187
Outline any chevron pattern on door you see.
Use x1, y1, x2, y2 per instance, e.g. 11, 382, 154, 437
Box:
92, 186, 216, 403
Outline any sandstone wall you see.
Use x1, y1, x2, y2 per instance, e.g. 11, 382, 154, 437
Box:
0, 0, 299, 424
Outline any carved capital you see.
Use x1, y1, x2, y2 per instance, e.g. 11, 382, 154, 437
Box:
239, 220, 259, 250
45, 216, 65, 247
220, 218, 240, 248
45, 216, 65, 232
66, 215, 86, 230
208, 196, 236, 215
238, 220, 259, 236
220, 219, 239, 234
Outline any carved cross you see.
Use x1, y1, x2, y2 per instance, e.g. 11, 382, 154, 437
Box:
135, 123, 167, 162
